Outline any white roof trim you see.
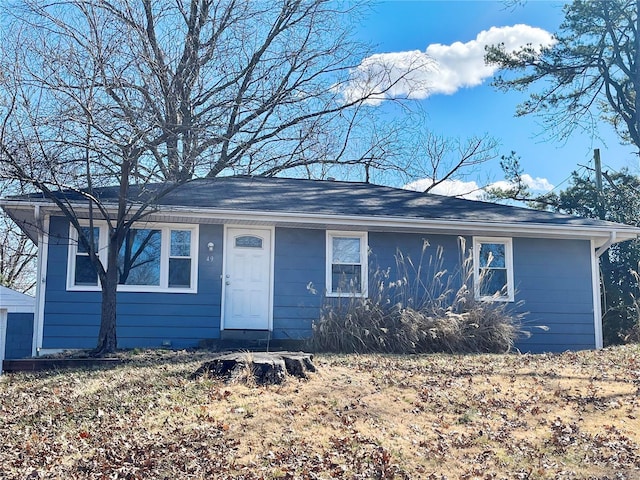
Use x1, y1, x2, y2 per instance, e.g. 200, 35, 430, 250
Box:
0, 286, 35, 312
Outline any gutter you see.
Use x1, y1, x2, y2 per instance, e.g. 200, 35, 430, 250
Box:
595, 231, 617, 257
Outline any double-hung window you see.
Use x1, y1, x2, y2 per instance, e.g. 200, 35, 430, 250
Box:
68, 222, 198, 293
326, 231, 368, 297
473, 237, 514, 302
73, 225, 102, 287
168, 230, 193, 288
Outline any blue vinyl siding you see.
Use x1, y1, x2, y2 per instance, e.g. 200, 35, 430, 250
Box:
511, 238, 595, 352
41, 216, 597, 352
42, 217, 223, 349
272, 228, 325, 340
5, 312, 34, 358
368, 232, 464, 292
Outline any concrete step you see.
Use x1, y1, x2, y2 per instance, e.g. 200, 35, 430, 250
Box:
219, 329, 271, 342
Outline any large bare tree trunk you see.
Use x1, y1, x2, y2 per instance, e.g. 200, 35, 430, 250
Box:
93, 237, 119, 356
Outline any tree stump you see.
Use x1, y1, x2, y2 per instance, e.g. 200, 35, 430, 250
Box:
191, 351, 316, 385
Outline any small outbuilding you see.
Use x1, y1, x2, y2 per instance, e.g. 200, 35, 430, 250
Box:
0, 286, 35, 372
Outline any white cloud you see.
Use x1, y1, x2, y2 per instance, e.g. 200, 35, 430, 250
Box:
343, 24, 555, 104
404, 178, 485, 199
487, 174, 554, 193
519, 174, 554, 192
404, 174, 554, 200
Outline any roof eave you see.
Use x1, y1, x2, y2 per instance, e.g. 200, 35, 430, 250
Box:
3, 199, 639, 247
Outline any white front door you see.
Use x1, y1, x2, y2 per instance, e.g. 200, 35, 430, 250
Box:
222, 227, 272, 330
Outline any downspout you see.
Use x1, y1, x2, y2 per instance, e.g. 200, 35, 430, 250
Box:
32, 206, 47, 357
591, 231, 617, 350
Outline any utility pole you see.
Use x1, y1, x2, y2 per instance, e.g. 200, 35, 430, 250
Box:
594, 148, 605, 220
594, 148, 603, 192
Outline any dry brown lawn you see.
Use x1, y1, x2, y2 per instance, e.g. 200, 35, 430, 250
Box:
1, 346, 640, 479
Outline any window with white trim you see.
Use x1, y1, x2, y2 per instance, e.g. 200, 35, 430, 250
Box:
68, 222, 198, 292
73, 225, 101, 286
473, 237, 514, 302
326, 231, 368, 297
168, 229, 193, 288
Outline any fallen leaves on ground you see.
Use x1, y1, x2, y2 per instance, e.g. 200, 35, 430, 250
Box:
1, 346, 639, 479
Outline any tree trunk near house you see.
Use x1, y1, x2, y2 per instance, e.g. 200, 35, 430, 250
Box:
92, 237, 120, 356
192, 352, 316, 385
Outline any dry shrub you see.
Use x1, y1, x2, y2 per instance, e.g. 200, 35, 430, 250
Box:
311, 238, 526, 354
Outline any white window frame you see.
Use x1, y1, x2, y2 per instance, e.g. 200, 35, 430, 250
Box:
326, 230, 368, 298
67, 221, 199, 293
473, 237, 514, 302
67, 221, 108, 291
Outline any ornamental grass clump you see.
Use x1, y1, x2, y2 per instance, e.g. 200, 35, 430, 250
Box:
311, 238, 526, 354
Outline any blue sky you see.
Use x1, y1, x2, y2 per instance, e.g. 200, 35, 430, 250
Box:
350, 1, 639, 197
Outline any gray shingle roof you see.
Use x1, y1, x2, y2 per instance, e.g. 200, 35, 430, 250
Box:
4, 175, 639, 232
181, 176, 614, 227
